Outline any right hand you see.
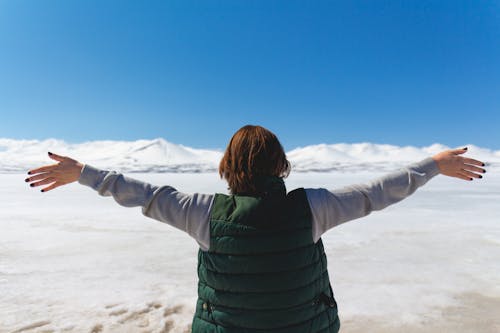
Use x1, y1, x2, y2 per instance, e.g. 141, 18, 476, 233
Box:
25, 152, 84, 192
432, 147, 486, 181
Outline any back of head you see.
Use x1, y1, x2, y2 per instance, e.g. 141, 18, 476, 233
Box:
219, 125, 291, 196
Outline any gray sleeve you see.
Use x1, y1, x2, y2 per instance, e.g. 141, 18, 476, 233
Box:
78, 164, 213, 251
306, 157, 440, 243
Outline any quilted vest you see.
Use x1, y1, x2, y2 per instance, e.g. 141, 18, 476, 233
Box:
191, 177, 340, 333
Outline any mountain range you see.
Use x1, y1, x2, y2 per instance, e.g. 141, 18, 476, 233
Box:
1, 138, 498, 173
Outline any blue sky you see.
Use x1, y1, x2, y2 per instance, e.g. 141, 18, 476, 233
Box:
0, 1, 498, 150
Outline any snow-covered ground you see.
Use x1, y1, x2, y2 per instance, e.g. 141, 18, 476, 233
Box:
1, 167, 499, 333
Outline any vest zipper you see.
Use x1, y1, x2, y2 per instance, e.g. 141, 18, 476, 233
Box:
202, 301, 214, 314
313, 292, 337, 308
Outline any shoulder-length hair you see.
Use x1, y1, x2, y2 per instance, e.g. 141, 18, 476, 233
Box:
219, 125, 291, 195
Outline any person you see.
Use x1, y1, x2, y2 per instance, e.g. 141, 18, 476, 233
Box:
26, 125, 486, 333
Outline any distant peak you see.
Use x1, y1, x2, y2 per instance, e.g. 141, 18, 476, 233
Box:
0, 138, 498, 173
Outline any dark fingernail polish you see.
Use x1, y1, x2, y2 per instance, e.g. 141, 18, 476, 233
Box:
482, 163, 485, 166
27, 171, 32, 175
48, 152, 53, 155
469, 178, 473, 181
483, 169, 486, 173
479, 175, 482, 179
25, 178, 29, 182
30, 183, 34, 187
463, 147, 468, 150
40, 189, 44, 192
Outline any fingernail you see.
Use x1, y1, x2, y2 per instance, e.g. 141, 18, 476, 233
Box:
482, 163, 485, 166
469, 178, 473, 181
25, 178, 29, 182
30, 183, 34, 187
40, 189, 44, 192
479, 175, 482, 179
27, 171, 32, 175
463, 147, 468, 150
48, 152, 53, 155
483, 169, 486, 173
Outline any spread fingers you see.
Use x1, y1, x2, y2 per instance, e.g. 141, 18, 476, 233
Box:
456, 172, 474, 181
29, 177, 57, 188
462, 157, 485, 167
462, 164, 486, 174
28, 164, 58, 175
25, 172, 53, 183
40, 182, 63, 192
459, 169, 483, 180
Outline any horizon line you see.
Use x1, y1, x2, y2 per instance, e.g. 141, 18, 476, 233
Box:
0, 136, 497, 152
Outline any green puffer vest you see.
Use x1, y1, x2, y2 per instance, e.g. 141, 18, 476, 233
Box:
191, 178, 340, 333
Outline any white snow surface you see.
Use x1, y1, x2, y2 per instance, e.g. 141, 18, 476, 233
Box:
1, 171, 499, 332
1, 138, 499, 173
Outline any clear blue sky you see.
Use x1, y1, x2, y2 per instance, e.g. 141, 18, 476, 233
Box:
0, 1, 498, 150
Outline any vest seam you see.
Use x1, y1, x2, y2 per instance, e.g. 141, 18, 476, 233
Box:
197, 286, 333, 312
201, 253, 327, 276
203, 242, 317, 257
210, 226, 312, 238
206, 242, 316, 256
198, 269, 330, 296
193, 305, 338, 331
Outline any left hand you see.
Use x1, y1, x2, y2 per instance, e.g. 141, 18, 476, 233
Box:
25, 152, 84, 192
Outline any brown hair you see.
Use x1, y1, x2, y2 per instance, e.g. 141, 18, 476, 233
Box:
219, 125, 291, 195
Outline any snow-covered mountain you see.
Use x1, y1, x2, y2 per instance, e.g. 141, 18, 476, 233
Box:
0, 138, 222, 173
1, 138, 499, 173
287, 143, 500, 172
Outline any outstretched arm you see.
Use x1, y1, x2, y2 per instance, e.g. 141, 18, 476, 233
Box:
26, 152, 213, 250
307, 147, 486, 242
